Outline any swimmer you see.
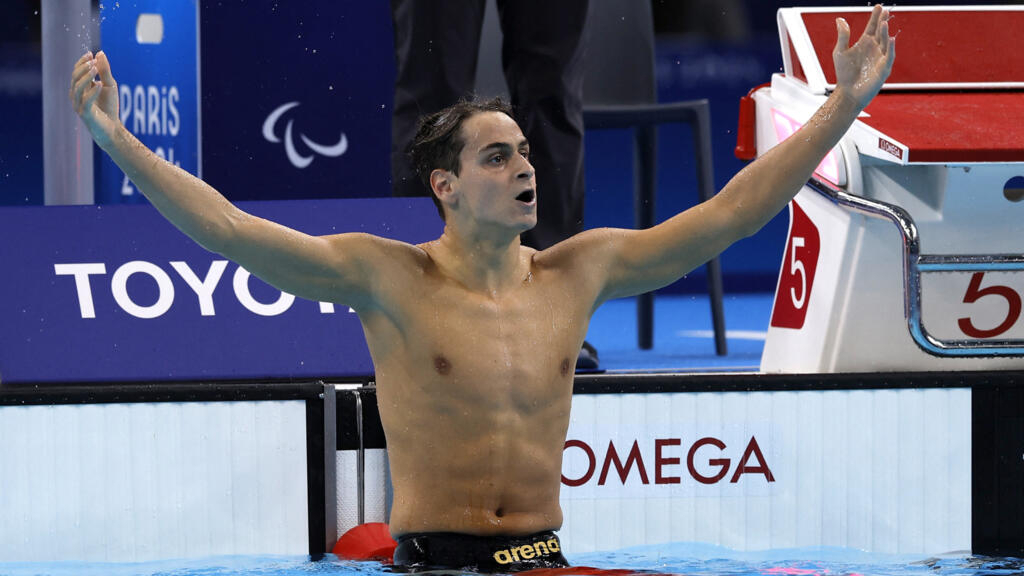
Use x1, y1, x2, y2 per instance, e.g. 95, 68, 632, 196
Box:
70, 6, 894, 572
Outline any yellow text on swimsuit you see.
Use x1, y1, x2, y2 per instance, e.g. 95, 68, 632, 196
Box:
492, 538, 561, 564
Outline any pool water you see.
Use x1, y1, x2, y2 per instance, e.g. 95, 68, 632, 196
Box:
0, 543, 1020, 576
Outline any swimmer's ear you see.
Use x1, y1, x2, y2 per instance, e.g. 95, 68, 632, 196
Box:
430, 168, 456, 206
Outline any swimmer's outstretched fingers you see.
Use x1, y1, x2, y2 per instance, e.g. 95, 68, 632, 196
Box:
70, 50, 120, 141
69, 52, 97, 112
832, 4, 895, 108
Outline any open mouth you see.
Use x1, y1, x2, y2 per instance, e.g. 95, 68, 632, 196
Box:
515, 189, 536, 204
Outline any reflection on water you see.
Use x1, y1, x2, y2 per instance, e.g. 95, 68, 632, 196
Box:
0, 545, 1021, 576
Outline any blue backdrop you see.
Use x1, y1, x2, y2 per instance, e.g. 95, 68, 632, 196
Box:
0, 198, 441, 384
97, 0, 200, 203
198, 2, 395, 201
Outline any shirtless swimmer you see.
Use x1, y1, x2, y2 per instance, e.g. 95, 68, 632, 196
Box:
70, 6, 894, 572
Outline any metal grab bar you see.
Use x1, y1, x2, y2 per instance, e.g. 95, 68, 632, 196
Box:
355, 390, 365, 525
806, 177, 1024, 357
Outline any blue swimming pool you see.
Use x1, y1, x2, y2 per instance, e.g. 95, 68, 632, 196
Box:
0, 543, 1019, 576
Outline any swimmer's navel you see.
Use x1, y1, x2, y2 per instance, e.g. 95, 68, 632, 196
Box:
560, 357, 572, 377
434, 355, 452, 375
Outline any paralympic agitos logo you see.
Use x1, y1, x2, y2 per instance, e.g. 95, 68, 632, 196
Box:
561, 436, 774, 487
263, 101, 349, 169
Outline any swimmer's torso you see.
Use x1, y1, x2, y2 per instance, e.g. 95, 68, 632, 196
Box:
353, 240, 599, 538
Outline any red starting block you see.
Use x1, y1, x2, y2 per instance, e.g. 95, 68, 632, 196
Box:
739, 6, 1024, 372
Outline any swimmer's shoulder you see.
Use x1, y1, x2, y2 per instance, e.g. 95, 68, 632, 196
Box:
530, 228, 618, 272
530, 229, 624, 303
320, 232, 434, 275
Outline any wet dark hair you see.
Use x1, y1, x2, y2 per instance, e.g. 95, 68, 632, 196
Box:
408, 97, 514, 220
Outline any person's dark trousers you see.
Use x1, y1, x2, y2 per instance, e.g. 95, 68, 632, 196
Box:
390, 0, 486, 200
390, 0, 588, 251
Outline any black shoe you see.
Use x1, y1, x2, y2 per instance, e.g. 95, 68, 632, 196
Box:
575, 340, 600, 371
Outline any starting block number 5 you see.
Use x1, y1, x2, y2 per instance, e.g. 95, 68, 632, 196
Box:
958, 272, 1022, 338
789, 237, 808, 310
770, 201, 821, 330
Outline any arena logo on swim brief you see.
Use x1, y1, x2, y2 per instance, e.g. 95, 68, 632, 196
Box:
492, 537, 561, 565
53, 260, 352, 319
560, 435, 775, 489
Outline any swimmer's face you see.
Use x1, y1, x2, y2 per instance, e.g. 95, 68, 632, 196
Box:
447, 111, 537, 232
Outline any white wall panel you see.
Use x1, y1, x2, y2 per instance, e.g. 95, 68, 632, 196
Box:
0, 400, 309, 562
559, 388, 971, 555
949, 392, 972, 552
336, 448, 389, 535
846, 390, 873, 551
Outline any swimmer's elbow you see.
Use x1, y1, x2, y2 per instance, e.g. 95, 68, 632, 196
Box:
736, 216, 766, 240
190, 208, 249, 256
721, 187, 776, 240
187, 222, 229, 255
195, 234, 228, 256
705, 194, 764, 243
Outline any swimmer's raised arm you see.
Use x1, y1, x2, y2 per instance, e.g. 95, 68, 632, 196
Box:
564, 4, 894, 304
70, 51, 398, 308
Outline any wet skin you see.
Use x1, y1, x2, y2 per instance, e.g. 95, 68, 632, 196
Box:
368, 242, 584, 536
351, 113, 601, 536
69, 4, 893, 541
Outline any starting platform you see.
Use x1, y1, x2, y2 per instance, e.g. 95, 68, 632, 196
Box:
737, 6, 1024, 372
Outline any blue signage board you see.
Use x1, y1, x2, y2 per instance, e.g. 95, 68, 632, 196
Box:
0, 198, 441, 384
97, 1, 200, 204
197, 2, 395, 201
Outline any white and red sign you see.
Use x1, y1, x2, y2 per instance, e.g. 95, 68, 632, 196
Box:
557, 389, 971, 554
561, 435, 774, 489
923, 271, 1024, 341
770, 200, 820, 330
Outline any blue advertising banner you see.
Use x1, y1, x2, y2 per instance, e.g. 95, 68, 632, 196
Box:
0, 198, 441, 384
97, 1, 200, 204
198, 2, 395, 201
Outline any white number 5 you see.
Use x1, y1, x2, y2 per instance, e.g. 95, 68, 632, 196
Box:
790, 237, 807, 309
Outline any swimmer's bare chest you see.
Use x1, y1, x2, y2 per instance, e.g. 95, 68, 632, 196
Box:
361, 264, 593, 536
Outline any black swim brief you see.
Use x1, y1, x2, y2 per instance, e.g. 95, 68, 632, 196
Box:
392, 530, 569, 573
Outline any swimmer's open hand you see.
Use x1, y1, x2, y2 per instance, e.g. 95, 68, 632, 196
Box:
833, 4, 895, 108
70, 51, 120, 146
